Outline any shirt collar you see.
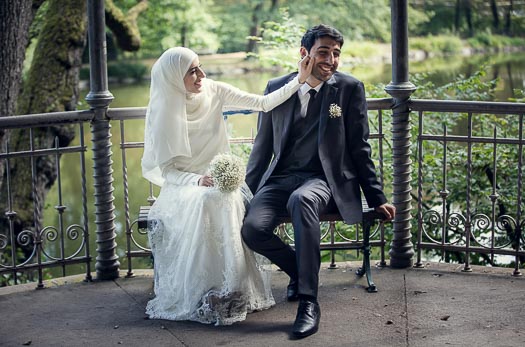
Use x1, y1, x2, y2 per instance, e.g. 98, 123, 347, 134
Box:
299, 81, 324, 96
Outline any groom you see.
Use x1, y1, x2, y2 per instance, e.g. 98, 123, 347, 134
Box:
241, 24, 395, 338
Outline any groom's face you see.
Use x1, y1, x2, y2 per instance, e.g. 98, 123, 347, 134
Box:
303, 37, 341, 83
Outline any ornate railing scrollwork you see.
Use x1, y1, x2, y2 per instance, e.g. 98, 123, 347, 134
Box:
0, 234, 8, 250
421, 209, 523, 253
421, 209, 442, 243
0, 229, 37, 269
129, 219, 152, 252
39, 225, 87, 261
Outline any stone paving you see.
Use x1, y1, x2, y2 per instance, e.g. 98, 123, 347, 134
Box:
1, 262, 524, 347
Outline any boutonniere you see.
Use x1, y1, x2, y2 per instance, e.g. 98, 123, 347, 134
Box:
328, 103, 342, 118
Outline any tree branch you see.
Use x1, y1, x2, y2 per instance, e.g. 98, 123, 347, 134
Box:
104, 0, 148, 52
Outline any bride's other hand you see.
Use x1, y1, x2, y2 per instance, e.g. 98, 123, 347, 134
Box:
199, 175, 214, 187
298, 55, 313, 84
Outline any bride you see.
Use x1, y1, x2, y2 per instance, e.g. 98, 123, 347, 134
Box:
141, 47, 312, 325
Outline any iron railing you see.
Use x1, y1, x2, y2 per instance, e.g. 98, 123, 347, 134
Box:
1, 98, 524, 287
0, 111, 93, 287
411, 99, 525, 275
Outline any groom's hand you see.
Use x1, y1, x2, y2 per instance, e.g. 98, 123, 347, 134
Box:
375, 203, 396, 221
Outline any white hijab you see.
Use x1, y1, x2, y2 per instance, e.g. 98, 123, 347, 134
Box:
142, 47, 226, 186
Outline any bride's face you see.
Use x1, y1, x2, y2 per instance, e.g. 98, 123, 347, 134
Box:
183, 58, 206, 93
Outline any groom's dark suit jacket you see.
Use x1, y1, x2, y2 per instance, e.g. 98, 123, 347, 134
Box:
246, 72, 387, 225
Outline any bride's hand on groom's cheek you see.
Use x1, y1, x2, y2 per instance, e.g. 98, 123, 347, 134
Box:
298, 55, 313, 84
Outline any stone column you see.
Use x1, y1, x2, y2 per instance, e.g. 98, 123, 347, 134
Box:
85, 0, 119, 280
385, 0, 416, 268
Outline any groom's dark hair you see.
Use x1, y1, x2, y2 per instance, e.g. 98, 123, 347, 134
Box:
301, 24, 344, 53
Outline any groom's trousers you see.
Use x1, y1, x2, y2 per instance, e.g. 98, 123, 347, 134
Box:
241, 174, 334, 299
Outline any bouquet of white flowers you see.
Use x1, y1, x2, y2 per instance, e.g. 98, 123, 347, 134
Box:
209, 153, 246, 193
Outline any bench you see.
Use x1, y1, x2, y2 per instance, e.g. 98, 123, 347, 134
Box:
137, 200, 387, 293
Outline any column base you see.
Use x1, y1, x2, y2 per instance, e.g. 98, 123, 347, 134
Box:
389, 249, 414, 268
95, 259, 120, 280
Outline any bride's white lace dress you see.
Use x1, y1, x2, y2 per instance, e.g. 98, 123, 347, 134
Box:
141, 52, 305, 325
145, 180, 275, 325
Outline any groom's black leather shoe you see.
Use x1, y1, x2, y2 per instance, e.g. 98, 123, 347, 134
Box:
292, 299, 320, 338
286, 279, 299, 301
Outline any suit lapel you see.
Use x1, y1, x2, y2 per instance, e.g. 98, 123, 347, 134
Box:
318, 76, 338, 143
275, 92, 298, 153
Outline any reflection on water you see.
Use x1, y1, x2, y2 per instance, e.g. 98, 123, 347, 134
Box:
43, 52, 524, 278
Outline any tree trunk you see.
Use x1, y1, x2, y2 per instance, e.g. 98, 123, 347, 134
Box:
0, 0, 39, 193
504, 0, 513, 35
506, 62, 515, 99
181, 23, 188, 47
1, 0, 147, 270
489, 0, 499, 32
454, 0, 461, 34
0, 0, 87, 248
246, 1, 264, 54
463, 0, 473, 37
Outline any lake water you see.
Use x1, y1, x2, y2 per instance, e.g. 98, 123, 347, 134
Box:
40, 52, 525, 278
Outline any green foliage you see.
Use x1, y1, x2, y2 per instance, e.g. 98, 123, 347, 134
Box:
511, 10, 525, 36
468, 31, 503, 49
407, 4, 434, 36
230, 143, 253, 166
367, 65, 524, 267
213, 0, 396, 54
79, 67, 89, 81
112, 0, 524, 57
410, 35, 464, 56
211, 0, 279, 54
433, 67, 497, 101
508, 89, 525, 103
342, 41, 388, 60
0, 243, 54, 286
80, 62, 147, 83
211, 5, 251, 53
409, 2, 457, 36
114, 0, 220, 57
245, 8, 304, 72
107, 62, 148, 82
241, 4, 399, 73
287, 0, 393, 42
468, 34, 525, 51
28, 1, 49, 43
409, 0, 525, 38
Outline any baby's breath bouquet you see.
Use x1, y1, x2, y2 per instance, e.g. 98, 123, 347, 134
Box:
209, 153, 246, 193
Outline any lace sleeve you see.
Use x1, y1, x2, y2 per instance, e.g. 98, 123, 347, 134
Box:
216, 76, 301, 112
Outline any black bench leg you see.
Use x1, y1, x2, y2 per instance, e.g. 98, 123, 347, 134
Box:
355, 220, 377, 293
